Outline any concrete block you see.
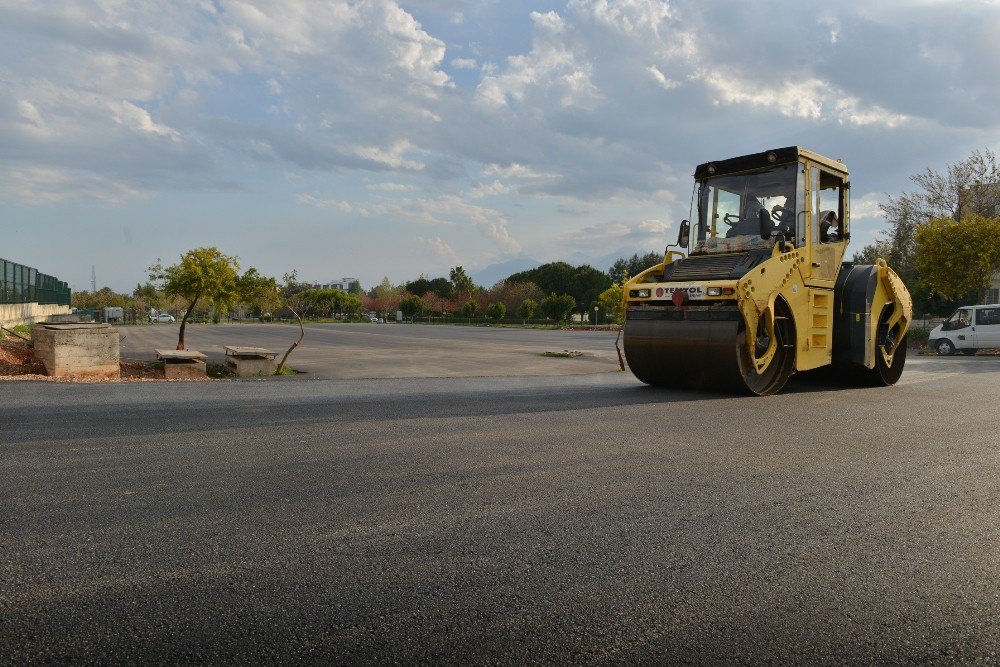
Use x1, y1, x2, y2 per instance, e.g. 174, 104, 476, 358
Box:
164, 359, 207, 379
224, 346, 278, 377
31, 323, 120, 379
227, 356, 275, 377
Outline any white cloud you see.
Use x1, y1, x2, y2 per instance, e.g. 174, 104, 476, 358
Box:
467, 180, 513, 198
2, 0, 999, 291
296, 193, 353, 212
696, 71, 908, 127
476, 11, 599, 110
570, 0, 674, 37
110, 100, 181, 141
481, 163, 554, 180
367, 181, 416, 192
351, 140, 425, 171
851, 193, 884, 220
393, 195, 520, 252
418, 235, 458, 262
647, 64, 679, 90
0, 165, 142, 205
545, 217, 672, 258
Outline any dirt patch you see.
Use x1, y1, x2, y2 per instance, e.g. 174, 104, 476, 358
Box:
0, 339, 46, 376
0, 338, 214, 382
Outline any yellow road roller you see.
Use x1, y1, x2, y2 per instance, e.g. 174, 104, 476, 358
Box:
622, 147, 912, 395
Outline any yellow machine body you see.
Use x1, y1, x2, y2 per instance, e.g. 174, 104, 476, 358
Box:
622, 147, 912, 395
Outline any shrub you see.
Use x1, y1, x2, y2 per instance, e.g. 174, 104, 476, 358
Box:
517, 298, 537, 322
540, 293, 576, 322
486, 302, 506, 322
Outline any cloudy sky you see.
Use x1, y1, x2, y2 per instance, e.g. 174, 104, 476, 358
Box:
2, 0, 999, 291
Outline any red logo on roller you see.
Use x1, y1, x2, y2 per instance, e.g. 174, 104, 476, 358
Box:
655, 287, 664, 297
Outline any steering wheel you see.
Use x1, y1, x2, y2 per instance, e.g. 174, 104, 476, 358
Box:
723, 212, 741, 227
770, 204, 791, 223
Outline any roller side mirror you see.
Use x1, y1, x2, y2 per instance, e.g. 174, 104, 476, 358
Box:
758, 209, 771, 240
677, 220, 690, 249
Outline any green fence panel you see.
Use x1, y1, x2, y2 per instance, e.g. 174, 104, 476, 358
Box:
0, 258, 71, 306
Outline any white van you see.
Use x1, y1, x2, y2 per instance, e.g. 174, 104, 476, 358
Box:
929, 304, 1000, 355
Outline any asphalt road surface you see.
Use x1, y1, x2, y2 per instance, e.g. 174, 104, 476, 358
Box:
121, 323, 622, 378
3, 355, 1000, 663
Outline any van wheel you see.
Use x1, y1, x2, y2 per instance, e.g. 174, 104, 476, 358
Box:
961, 349, 977, 356
935, 339, 955, 356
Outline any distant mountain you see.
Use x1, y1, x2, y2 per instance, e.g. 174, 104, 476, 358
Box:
471, 257, 541, 287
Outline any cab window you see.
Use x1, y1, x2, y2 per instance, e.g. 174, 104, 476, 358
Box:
810, 168, 845, 243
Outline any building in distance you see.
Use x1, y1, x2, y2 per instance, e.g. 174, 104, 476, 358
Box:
310, 278, 360, 292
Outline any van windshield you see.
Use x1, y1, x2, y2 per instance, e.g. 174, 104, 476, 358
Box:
946, 308, 973, 329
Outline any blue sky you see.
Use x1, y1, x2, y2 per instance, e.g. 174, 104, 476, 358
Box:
2, 0, 999, 291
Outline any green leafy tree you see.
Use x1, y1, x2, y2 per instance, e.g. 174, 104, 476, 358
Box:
597, 283, 626, 324
517, 298, 537, 323
507, 262, 610, 317
450, 266, 476, 299
572, 265, 612, 318
236, 268, 303, 375
148, 247, 240, 350
540, 293, 576, 322
371, 277, 402, 300
299, 288, 353, 318
854, 148, 1000, 289
133, 283, 162, 310
406, 276, 454, 299
607, 252, 662, 284
338, 292, 363, 316
238, 268, 280, 318
347, 281, 364, 295
71, 287, 129, 311
461, 299, 477, 321
485, 301, 506, 322
915, 214, 1000, 302
508, 262, 575, 296
485, 280, 544, 314
399, 294, 425, 320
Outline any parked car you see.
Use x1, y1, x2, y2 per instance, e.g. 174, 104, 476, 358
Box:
151, 313, 176, 323
929, 304, 1000, 355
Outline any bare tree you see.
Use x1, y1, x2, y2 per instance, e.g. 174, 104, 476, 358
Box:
858, 148, 1000, 285
276, 272, 306, 374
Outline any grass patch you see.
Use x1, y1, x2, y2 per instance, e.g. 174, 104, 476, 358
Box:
540, 350, 584, 358
274, 365, 302, 375
207, 362, 234, 378
0, 324, 32, 341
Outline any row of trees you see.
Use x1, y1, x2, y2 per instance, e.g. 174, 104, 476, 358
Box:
854, 148, 1000, 313
369, 254, 664, 325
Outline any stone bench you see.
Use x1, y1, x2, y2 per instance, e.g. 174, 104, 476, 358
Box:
225, 346, 278, 377
156, 349, 208, 379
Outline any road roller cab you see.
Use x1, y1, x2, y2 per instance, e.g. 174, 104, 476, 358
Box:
622, 147, 912, 395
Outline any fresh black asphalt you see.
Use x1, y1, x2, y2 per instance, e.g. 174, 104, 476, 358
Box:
3, 356, 999, 663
